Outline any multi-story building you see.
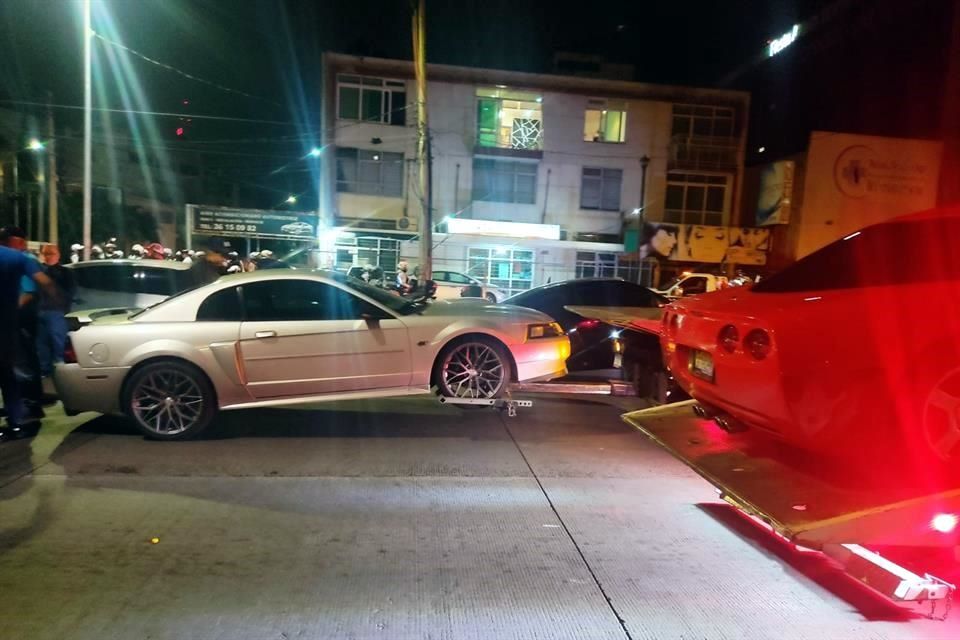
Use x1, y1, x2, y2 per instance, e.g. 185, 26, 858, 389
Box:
319, 53, 751, 292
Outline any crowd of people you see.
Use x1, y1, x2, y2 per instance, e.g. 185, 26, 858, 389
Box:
68, 236, 287, 274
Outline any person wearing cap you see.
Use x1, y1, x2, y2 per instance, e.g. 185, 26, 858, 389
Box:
395, 261, 412, 294
188, 237, 231, 286
0, 227, 59, 439
69, 243, 83, 264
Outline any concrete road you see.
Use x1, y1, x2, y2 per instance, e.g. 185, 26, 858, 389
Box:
1, 396, 957, 640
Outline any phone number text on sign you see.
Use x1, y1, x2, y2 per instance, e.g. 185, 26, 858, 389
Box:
197, 223, 259, 232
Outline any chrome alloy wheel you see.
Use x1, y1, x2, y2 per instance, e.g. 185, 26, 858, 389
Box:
131, 370, 205, 436
440, 342, 507, 399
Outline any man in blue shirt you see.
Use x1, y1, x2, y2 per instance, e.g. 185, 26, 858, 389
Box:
0, 227, 58, 440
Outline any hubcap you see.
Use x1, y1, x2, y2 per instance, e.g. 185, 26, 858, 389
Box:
923, 368, 960, 462
132, 370, 204, 435
442, 343, 505, 399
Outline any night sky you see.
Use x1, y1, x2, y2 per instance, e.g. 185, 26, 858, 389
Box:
0, 0, 834, 196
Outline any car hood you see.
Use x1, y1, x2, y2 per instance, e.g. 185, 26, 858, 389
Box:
421, 298, 555, 323
668, 286, 805, 323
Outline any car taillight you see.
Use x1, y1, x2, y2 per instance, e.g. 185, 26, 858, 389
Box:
744, 329, 771, 360
718, 324, 739, 353
576, 319, 600, 331
63, 337, 77, 364
932, 513, 958, 534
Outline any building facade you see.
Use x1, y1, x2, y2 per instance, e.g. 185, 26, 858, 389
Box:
319, 53, 751, 292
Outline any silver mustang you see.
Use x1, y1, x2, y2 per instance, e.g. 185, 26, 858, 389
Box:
54, 270, 569, 440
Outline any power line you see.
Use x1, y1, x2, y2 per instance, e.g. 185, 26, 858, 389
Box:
93, 32, 283, 108
0, 99, 297, 126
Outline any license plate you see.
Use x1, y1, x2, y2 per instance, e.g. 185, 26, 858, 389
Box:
691, 350, 715, 381
613, 353, 623, 369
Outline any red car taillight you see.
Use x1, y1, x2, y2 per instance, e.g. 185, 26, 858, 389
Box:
63, 337, 78, 364
576, 319, 600, 331
744, 329, 771, 360
717, 324, 739, 353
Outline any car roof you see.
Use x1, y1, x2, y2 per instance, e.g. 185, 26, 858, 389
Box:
67, 259, 192, 271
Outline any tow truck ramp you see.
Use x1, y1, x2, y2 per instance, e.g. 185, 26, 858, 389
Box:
623, 400, 959, 620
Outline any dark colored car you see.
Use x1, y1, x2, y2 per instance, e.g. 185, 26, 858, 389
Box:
505, 278, 667, 373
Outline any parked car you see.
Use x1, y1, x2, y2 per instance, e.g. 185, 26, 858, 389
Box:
68, 260, 194, 316
654, 272, 729, 299
505, 278, 667, 373
432, 270, 507, 303
662, 208, 960, 466
55, 270, 569, 440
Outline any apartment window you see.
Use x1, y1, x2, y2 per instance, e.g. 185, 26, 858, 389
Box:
337, 75, 407, 126
335, 147, 404, 197
671, 104, 735, 138
580, 167, 622, 211
476, 87, 543, 150
472, 158, 537, 204
583, 99, 627, 143
468, 247, 534, 296
663, 172, 728, 225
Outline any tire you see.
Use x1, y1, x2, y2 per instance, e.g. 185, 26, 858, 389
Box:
434, 337, 511, 400
484, 292, 497, 303
123, 360, 217, 440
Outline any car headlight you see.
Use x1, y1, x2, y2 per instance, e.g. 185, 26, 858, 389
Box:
527, 322, 564, 339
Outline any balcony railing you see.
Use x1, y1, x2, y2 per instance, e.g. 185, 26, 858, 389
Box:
669, 135, 740, 170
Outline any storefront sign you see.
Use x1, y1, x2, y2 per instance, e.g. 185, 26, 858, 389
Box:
768, 24, 800, 57
756, 160, 794, 226
638, 223, 770, 265
191, 206, 319, 240
447, 218, 561, 241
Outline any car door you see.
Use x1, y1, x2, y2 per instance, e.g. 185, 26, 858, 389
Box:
238, 278, 412, 398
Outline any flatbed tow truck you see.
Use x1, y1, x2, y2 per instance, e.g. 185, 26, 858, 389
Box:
566, 304, 959, 620
623, 400, 959, 620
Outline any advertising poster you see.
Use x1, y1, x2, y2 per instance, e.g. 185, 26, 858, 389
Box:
639, 223, 770, 265
192, 206, 319, 240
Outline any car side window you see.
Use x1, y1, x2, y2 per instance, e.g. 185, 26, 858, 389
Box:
433, 271, 448, 281
240, 280, 383, 322
196, 287, 242, 321
135, 267, 182, 296
445, 272, 471, 284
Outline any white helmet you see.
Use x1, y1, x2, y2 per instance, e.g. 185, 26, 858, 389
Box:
70, 243, 83, 252
260, 249, 273, 258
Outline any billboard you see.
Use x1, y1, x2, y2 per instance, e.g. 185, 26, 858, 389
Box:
638, 223, 770, 265
189, 206, 319, 240
796, 132, 942, 257
756, 160, 795, 226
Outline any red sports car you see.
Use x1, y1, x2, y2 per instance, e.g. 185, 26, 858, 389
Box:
662, 207, 960, 468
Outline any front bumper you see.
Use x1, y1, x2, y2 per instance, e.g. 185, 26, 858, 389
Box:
513, 336, 570, 383
53, 363, 130, 416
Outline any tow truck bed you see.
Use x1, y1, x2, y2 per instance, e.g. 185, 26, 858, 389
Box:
623, 401, 959, 616
622, 401, 960, 549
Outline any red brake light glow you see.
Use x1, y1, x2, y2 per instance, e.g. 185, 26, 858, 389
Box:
744, 329, 771, 360
63, 337, 78, 364
718, 325, 739, 353
931, 513, 958, 534
576, 319, 600, 330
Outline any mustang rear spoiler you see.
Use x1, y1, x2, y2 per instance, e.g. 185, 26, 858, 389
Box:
66, 307, 138, 332
564, 305, 664, 337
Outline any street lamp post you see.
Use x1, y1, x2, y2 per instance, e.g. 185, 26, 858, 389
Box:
636, 155, 650, 284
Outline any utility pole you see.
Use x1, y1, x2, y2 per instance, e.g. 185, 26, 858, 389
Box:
82, 0, 93, 260
48, 92, 58, 245
635, 155, 650, 284
412, 0, 432, 281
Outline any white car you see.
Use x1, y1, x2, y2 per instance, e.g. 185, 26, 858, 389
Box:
68, 260, 194, 314
432, 270, 507, 303
55, 270, 569, 440
280, 221, 314, 235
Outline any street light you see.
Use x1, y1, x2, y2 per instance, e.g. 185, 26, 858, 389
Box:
285, 195, 297, 204
636, 155, 651, 284
27, 138, 45, 151
308, 147, 322, 158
